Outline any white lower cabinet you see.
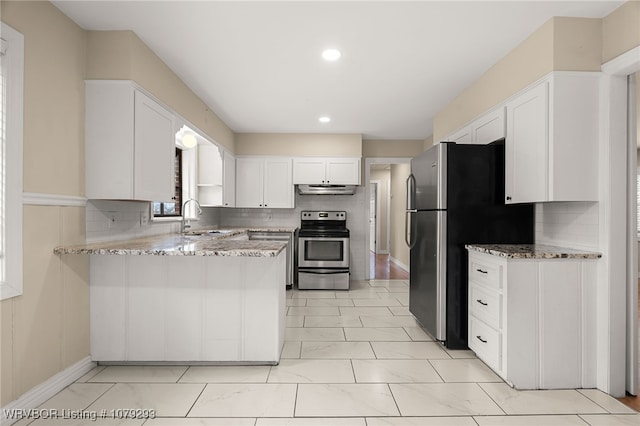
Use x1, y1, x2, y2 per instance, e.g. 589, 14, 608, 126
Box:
467, 251, 597, 389
89, 253, 286, 363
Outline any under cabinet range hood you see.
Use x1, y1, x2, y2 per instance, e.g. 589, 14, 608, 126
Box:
297, 184, 356, 195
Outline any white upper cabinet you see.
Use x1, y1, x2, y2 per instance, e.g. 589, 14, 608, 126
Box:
505, 72, 599, 204
222, 151, 236, 208
446, 125, 473, 144
236, 157, 293, 208
473, 107, 506, 145
293, 157, 361, 185
86, 80, 175, 201
444, 107, 505, 145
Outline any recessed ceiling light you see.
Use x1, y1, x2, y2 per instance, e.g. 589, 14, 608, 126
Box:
322, 48, 341, 61
319, 116, 331, 123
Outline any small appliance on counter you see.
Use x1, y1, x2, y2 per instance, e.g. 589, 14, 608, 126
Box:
297, 211, 350, 290
405, 141, 534, 349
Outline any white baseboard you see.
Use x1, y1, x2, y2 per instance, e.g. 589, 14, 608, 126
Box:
1, 356, 96, 425
389, 256, 409, 272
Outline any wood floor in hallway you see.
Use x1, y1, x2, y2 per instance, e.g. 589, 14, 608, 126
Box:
369, 252, 409, 280
617, 281, 640, 412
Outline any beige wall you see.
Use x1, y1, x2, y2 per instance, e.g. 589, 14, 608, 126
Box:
86, 31, 234, 152
424, 135, 434, 150
370, 169, 390, 253
434, 17, 602, 141
603, 1, 640, 63
390, 164, 411, 267
235, 133, 362, 157
0, 1, 89, 406
362, 140, 424, 158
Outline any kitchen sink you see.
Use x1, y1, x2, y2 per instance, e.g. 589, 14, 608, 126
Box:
183, 229, 235, 236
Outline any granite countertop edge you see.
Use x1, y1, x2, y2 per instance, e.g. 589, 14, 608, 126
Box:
465, 244, 602, 260
54, 227, 296, 258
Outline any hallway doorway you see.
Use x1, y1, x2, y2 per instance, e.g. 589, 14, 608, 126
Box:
365, 158, 412, 280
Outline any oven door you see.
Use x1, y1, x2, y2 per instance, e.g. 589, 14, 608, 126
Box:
298, 237, 349, 269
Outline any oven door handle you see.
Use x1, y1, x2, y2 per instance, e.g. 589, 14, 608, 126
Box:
298, 269, 349, 275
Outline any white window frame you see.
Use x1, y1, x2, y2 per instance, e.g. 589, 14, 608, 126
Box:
1, 22, 24, 300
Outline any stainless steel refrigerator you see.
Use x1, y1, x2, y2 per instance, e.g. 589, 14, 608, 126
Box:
405, 141, 534, 349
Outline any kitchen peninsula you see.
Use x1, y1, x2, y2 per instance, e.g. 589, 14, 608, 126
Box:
55, 229, 292, 364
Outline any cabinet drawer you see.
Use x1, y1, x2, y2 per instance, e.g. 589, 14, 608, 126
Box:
469, 257, 502, 289
469, 284, 502, 329
469, 316, 501, 372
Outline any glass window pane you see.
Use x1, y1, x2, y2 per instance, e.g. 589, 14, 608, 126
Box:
163, 203, 176, 215
152, 202, 161, 215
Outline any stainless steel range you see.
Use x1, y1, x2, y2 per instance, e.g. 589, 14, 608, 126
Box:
297, 211, 350, 290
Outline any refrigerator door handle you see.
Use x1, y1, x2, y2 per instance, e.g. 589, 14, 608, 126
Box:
406, 174, 416, 210
405, 209, 417, 249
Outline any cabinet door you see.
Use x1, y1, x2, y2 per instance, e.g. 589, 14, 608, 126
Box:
263, 158, 293, 208
293, 158, 327, 184
133, 90, 175, 202
447, 125, 473, 144
505, 82, 549, 204
85, 81, 135, 199
326, 158, 360, 185
223, 151, 236, 207
235, 157, 264, 208
473, 107, 505, 145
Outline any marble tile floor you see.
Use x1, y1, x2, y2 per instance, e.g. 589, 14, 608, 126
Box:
11, 280, 639, 426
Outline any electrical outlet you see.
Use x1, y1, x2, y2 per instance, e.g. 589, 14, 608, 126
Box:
107, 213, 116, 229
140, 211, 149, 226
266, 213, 273, 221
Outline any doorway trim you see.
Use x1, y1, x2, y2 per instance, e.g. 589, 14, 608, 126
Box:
600, 45, 640, 397
370, 180, 381, 254
364, 157, 412, 280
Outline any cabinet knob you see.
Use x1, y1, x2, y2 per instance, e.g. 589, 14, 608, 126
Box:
264, 204, 267, 207
476, 299, 488, 306
476, 335, 487, 344
506, 196, 512, 201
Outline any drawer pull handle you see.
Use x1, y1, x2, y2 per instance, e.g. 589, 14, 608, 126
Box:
476, 335, 487, 343
476, 299, 488, 306
476, 269, 488, 274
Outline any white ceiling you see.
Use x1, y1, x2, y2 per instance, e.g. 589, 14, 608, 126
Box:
52, 1, 623, 140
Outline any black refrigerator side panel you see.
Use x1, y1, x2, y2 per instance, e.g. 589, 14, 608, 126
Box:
409, 211, 440, 338
444, 142, 534, 349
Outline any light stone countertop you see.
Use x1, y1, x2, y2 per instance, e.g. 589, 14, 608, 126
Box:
465, 244, 602, 259
54, 227, 297, 258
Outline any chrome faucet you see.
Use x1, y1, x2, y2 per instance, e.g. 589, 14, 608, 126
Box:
181, 198, 202, 233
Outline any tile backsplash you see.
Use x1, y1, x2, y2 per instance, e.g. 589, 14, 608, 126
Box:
534, 201, 599, 251
86, 200, 220, 243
